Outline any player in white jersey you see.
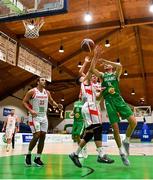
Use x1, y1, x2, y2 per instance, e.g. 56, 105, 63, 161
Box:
69, 55, 114, 168
2, 109, 20, 152
23, 77, 63, 166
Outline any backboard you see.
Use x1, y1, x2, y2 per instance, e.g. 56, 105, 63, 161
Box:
0, 0, 68, 22
134, 106, 152, 117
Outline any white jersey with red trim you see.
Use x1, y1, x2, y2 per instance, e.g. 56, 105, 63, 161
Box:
92, 82, 101, 91
81, 82, 96, 103
29, 87, 48, 117
6, 114, 17, 130
81, 82, 102, 127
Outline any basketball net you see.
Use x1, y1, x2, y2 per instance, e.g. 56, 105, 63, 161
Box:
23, 17, 45, 38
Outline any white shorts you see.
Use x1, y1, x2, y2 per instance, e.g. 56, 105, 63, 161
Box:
28, 116, 48, 133
5, 128, 15, 139
82, 102, 102, 128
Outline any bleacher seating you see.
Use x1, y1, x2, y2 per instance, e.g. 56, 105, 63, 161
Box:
19, 123, 31, 133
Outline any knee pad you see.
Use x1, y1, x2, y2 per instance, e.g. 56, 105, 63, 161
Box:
94, 125, 102, 141
83, 132, 93, 143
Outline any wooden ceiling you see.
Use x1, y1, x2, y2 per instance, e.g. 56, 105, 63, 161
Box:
0, 0, 153, 108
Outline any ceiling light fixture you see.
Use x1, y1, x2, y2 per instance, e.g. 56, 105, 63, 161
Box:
61, 98, 64, 102
105, 40, 110, 47
59, 39, 64, 53
84, 12, 92, 22
124, 70, 128, 76
149, 1, 153, 12
84, 0, 92, 22
78, 62, 82, 68
131, 89, 135, 95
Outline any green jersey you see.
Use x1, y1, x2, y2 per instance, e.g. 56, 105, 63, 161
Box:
101, 72, 133, 124
73, 100, 84, 122
101, 72, 120, 99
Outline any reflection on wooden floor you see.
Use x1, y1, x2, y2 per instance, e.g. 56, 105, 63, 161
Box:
0, 141, 153, 157
0, 140, 153, 179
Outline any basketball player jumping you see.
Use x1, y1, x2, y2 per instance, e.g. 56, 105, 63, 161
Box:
69, 54, 114, 168
23, 77, 63, 166
90, 45, 137, 166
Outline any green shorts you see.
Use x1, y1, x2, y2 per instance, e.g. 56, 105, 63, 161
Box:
72, 121, 84, 136
105, 95, 133, 124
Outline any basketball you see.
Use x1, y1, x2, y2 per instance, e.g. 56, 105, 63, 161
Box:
81, 38, 95, 52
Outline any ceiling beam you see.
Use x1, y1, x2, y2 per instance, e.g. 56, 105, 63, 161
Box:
58, 29, 119, 67
17, 20, 120, 39
134, 26, 148, 103
116, 0, 125, 28
17, 17, 153, 39
0, 75, 37, 101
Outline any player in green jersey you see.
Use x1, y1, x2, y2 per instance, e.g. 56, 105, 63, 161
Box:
72, 100, 84, 143
90, 45, 137, 166
71, 99, 88, 158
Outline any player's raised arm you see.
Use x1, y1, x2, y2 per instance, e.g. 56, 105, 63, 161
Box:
79, 56, 91, 77
89, 45, 104, 79
98, 58, 122, 79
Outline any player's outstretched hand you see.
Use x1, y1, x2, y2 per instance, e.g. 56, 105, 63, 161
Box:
58, 103, 63, 110
94, 45, 103, 59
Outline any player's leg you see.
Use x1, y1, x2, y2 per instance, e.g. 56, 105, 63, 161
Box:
12, 132, 15, 149
69, 127, 93, 168
116, 99, 137, 155
72, 122, 80, 143
34, 131, 46, 166
6, 138, 12, 152
106, 100, 130, 166
5, 129, 13, 152
93, 124, 114, 164
123, 115, 137, 155
75, 122, 88, 158
34, 118, 48, 166
25, 118, 41, 166
111, 122, 130, 166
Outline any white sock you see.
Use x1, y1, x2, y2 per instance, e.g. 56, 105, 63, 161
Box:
124, 137, 130, 143
119, 145, 125, 155
97, 147, 104, 158
75, 147, 82, 155
36, 154, 41, 158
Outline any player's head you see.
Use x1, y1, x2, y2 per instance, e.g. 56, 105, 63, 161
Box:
104, 64, 113, 72
37, 77, 46, 87
91, 74, 98, 83
10, 109, 15, 115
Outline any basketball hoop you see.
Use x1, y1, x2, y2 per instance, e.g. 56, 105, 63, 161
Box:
23, 17, 45, 38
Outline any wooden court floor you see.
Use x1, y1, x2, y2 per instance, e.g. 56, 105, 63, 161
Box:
0, 142, 153, 179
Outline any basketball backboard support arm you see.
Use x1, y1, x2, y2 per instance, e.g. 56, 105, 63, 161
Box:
0, 0, 68, 22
